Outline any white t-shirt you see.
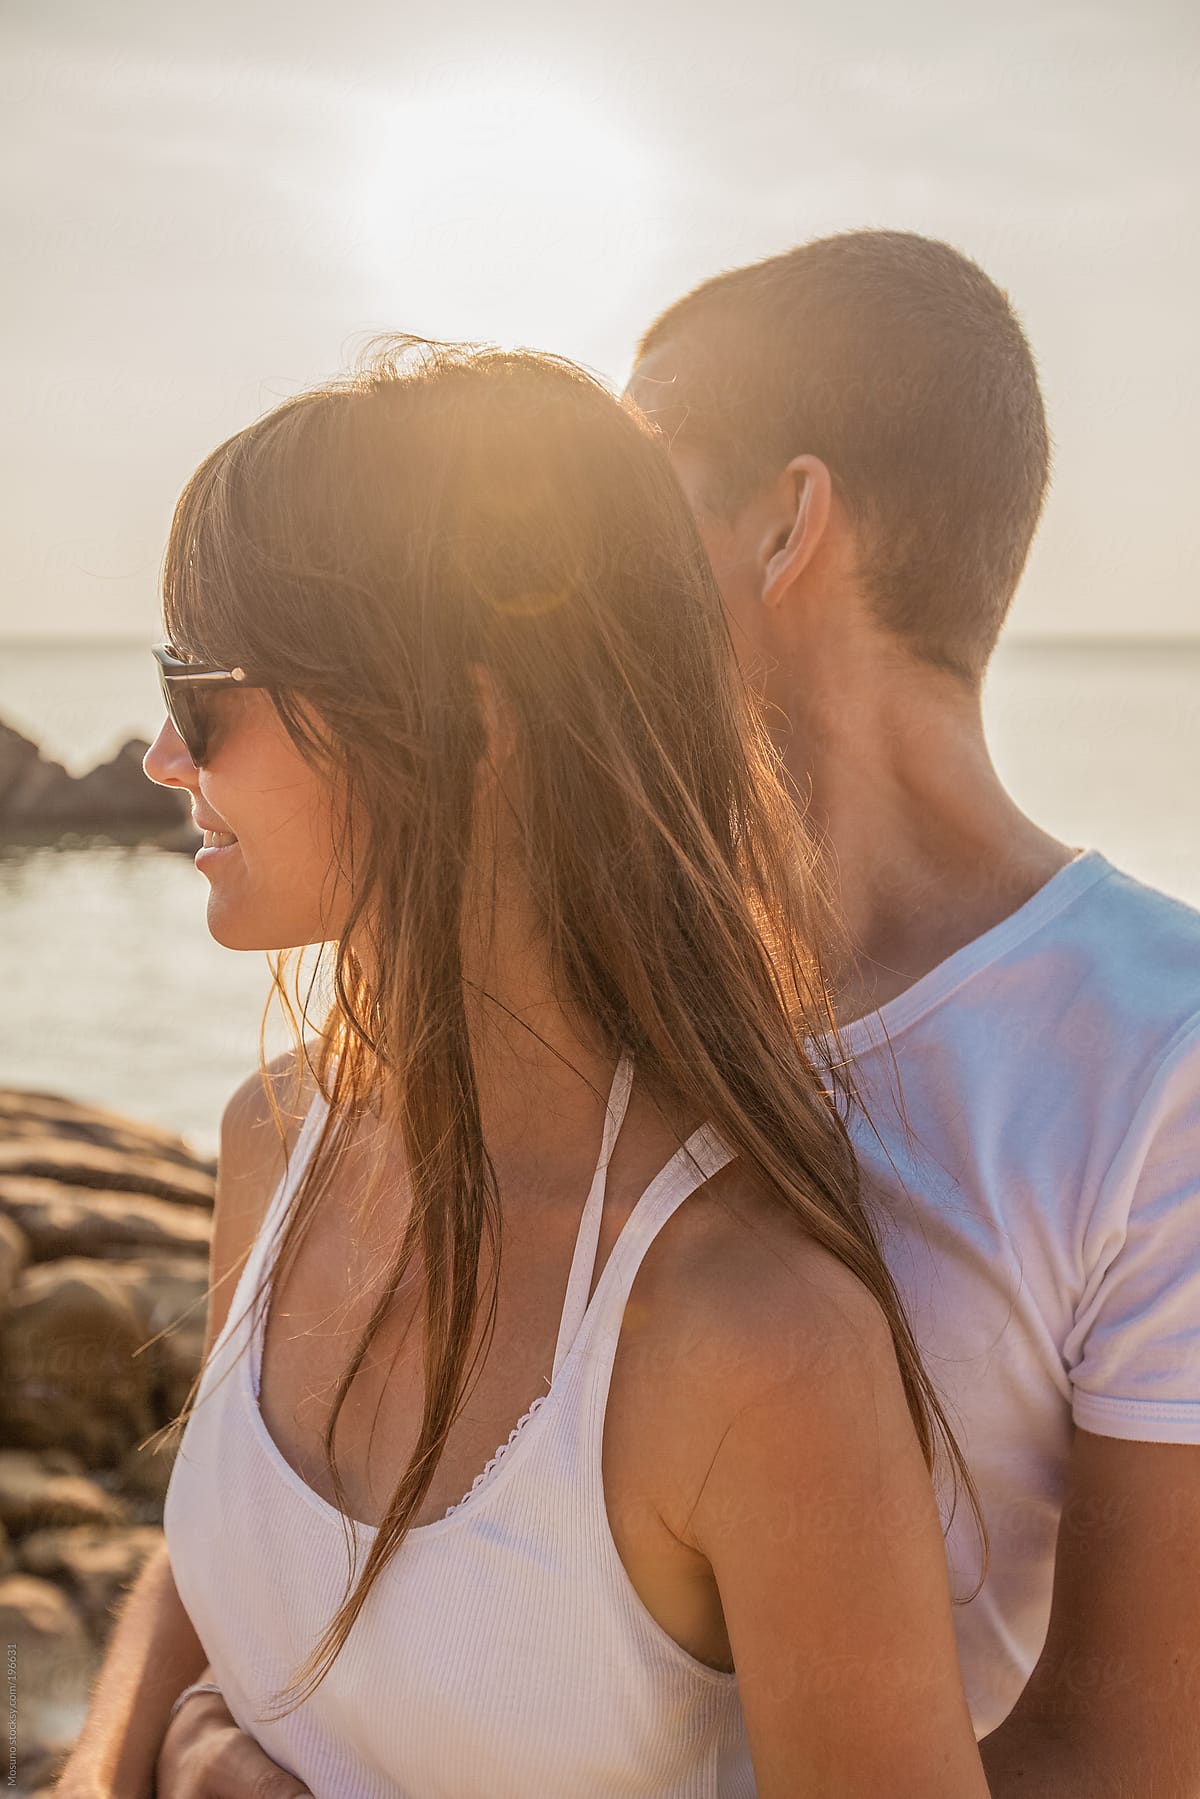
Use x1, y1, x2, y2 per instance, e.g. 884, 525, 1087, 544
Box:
833, 847, 1200, 1736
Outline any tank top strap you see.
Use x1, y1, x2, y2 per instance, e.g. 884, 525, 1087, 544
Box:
270, 1079, 330, 1236
201, 1076, 331, 1385
576, 1119, 737, 1373
248, 1078, 332, 1312
551, 1048, 635, 1381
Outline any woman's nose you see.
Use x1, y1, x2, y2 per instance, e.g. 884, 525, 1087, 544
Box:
143, 717, 199, 793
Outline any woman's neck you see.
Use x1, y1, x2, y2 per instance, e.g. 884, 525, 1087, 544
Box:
462, 944, 621, 1179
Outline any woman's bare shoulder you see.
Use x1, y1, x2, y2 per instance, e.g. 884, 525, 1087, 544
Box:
650, 1164, 986, 1797
202, 1046, 320, 1357
219, 1045, 318, 1170
667, 1158, 892, 1350
639, 1158, 903, 1458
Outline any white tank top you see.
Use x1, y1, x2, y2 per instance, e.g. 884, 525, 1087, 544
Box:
164, 1051, 757, 1797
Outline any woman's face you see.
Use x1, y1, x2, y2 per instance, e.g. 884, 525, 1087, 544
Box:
143, 688, 350, 951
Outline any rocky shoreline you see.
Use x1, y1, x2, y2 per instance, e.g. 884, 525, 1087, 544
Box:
0, 1088, 215, 1795
0, 716, 198, 849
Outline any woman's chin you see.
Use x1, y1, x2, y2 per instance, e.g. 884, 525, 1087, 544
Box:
204, 893, 327, 953
205, 894, 287, 953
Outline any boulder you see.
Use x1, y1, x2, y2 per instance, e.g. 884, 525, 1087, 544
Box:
0, 1089, 216, 1178
113, 1428, 182, 1511
16, 1524, 162, 1643
0, 1177, 211, 1262
0, 1210, 29, 1299
0, 1080, 224, 1781
18, 736, 190, 831
0, 1452, 128, 1536
118, 1254, 211, 1422
0, 720, 75, 828
0, 1261, 159, 1467
17, 1766, 71, 1799
159, 817, 206, 854
0, 1573, 98, 1792
0, 1140, 214, 1209
0, 717, 42, 798
0, 716, 196, 843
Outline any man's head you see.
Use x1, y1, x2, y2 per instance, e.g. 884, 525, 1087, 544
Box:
629, 230, 1051, 693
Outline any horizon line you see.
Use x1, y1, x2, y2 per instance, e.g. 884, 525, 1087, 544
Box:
3, 631, 1200, 651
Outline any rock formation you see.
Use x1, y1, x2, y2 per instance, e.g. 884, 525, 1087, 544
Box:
0, 1088, 216, 1795
0, 718, 195, 842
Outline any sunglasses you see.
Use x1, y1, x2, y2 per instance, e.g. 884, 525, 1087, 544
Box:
153, 643, 271, 766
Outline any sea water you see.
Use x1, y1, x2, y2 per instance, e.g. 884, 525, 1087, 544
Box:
1, 638, 1197, 1151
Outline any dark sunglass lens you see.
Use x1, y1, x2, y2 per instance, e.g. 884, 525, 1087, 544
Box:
159, 672, 208, 764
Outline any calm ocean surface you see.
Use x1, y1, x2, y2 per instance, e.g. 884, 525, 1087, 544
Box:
1, 638, 1197, 1152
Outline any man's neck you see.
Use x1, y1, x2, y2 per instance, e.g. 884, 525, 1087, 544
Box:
774, 661, 1078, 1029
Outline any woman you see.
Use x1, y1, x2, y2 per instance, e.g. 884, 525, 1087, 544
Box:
135, 340, 985, 1797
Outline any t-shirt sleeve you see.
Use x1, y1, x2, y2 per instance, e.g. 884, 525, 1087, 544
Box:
1068, 1013, 1200, 1443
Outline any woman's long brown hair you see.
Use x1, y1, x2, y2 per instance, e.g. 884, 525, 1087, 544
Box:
161, 338, 984, 1720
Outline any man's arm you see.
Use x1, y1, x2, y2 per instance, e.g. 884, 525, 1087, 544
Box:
980, 1431, 1200, 1798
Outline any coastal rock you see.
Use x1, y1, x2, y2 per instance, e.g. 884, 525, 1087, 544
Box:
0, 1210, 30, 1298
0, 717, 42, 796
16, 1766, 71, 1799
33, 736, 190, 831
0, 1138, 215, 1208
0, 719, 74, 827
0, 1177, 211, 1262
0, 715, 195, 842
118, 1254, 211, 1421
0, 1089, 216, 1179
159, 817, 206, 854
0, 1573, 98, 1793
0, 1453, 128, 1536
17, 1524, 162, 1643
0, 1261, 158, 1467
114, 1429, 182, 1510
0, 1086, 217, 1780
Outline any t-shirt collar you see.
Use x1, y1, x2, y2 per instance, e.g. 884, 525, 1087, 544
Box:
811, 847, 1113, 1059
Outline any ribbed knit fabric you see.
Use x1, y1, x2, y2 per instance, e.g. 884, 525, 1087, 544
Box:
164, 1051, 757, 1798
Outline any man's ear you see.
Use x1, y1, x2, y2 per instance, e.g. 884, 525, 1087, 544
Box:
759, 455, 833, 610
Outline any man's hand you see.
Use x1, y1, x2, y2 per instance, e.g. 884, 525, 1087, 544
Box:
981, 1431, 1200, 1798
155, 1688, 314, 1799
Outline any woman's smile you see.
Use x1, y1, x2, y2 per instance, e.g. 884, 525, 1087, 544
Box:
193, 809, 240, 870
145, 693, 348, 951
195, 830, 240, 871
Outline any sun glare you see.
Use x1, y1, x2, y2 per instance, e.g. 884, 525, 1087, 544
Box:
351, 74, 662, 360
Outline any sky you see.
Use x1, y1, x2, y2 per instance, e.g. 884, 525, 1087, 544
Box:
3, 0, 1198, 643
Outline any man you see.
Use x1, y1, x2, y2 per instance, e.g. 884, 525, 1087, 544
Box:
627, 230, 1200, 1796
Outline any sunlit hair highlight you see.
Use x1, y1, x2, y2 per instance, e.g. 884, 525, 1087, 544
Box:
159, 337, 985, 1718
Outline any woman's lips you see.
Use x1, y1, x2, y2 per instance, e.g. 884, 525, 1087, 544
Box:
195, 829, 239, 870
